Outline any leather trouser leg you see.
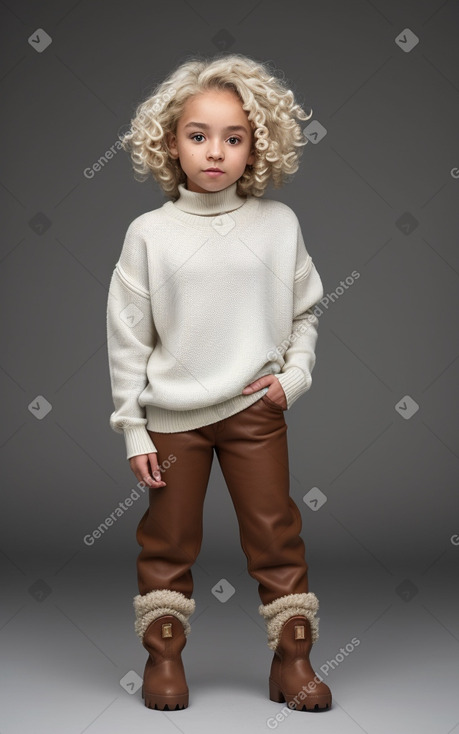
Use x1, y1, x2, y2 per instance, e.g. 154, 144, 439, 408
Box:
215, 395, 309, 605
136, 428, 214, 599
136, 394, 309, 606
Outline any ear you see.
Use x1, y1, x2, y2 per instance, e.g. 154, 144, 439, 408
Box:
166, 131, 179, 159
246, 149, 256, 166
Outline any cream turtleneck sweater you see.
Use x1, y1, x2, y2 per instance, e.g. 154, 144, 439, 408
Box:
106, 181, 324, 459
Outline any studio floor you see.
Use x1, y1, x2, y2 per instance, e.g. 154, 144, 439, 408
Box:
1, 555, 457, 734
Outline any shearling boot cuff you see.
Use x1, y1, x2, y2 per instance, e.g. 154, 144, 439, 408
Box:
133, 589, 196, 641
258, 592, 320, 651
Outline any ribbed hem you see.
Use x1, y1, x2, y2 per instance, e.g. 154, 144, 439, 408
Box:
123, 388, 275, 459
123, 372, 308, 456
124, 425, 157, 460
145, 390, 267, 434
276, 368, 311, 409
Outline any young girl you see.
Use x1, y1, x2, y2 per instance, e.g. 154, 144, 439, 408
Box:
106, 53, 332, 714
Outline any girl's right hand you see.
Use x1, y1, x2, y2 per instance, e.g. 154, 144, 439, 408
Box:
129, 452, 167, 488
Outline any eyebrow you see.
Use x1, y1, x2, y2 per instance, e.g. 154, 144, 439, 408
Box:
183, 122, 248, 133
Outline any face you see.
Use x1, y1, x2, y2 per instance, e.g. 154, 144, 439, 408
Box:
166, 88, 255, 194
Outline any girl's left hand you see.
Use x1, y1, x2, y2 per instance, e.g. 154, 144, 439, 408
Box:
242, 375, 287, 410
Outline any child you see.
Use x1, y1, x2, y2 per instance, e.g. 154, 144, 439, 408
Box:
106, 52, 332, 713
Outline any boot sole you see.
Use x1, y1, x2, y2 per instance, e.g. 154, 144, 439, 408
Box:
141, 684, 188, 710
269, 678, 331, 711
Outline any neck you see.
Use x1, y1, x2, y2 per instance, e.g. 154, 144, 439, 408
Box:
173, 181, 247, 216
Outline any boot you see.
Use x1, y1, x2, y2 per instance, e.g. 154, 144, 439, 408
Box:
133, 589, 196, 710
259, 592, 332, 711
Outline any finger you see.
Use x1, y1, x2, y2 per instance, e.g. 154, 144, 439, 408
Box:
243, 377, 271, 393
130, 459, 165, 489
147, 454, 167, 487
140, 470, 166, 488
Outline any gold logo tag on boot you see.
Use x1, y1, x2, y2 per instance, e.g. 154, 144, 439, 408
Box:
294, 624, 305, 640
161, 623, 172, 638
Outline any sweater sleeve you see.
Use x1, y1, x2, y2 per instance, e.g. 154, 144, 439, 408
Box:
275, 218, 324, 409
106, 220, 158, 459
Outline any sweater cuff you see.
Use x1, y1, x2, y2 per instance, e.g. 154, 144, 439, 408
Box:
123, 426, 157, 460
276, 367, 312, 409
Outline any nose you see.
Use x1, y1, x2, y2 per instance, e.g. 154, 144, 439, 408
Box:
207, 138, 224, 160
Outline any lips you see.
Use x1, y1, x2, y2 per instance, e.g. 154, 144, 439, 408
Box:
205, 168, 223, 172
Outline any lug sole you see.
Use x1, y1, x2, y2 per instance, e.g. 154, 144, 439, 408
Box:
269, 678, 331, 711
141, 684, 188, 710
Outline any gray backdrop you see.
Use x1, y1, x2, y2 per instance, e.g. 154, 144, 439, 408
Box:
1, 1, 458, 733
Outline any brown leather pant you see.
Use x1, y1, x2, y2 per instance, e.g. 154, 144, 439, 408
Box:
136, 394, 310, 606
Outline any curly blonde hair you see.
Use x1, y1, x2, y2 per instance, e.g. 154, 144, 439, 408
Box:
120, 53, 312, 199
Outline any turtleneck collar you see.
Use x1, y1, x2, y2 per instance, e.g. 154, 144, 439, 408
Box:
173, 181, 247, 216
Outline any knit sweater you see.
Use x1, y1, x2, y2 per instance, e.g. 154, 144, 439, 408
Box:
106, 181, 324, 460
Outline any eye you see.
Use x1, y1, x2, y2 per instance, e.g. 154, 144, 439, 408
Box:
227, 137, 241, 145
190, 133, 205, 142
